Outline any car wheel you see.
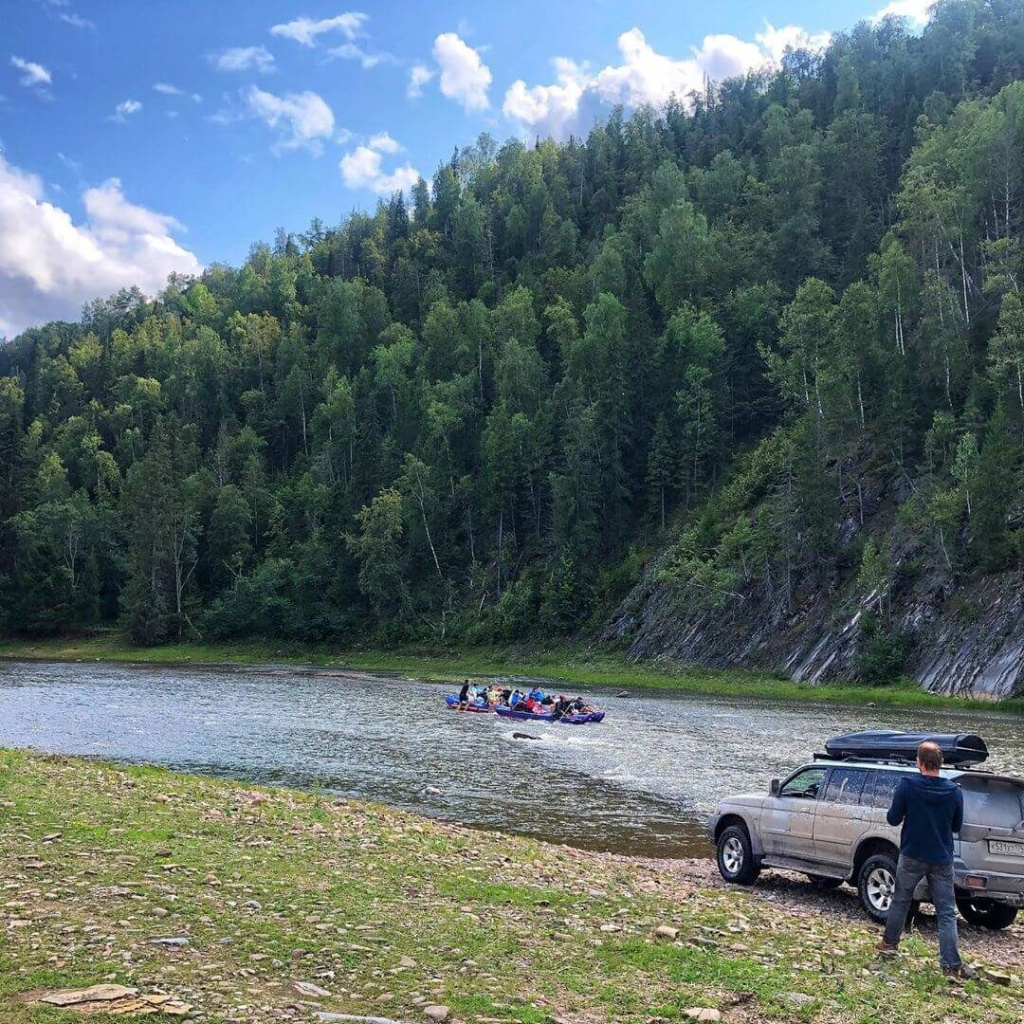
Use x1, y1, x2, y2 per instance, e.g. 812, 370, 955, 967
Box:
956, 897, 1019, 931
858, 852, 899, 923
806, 874, 843, 891
716, 824, 760, 885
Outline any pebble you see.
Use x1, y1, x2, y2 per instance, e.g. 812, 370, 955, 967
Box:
292, 980, 332, 998
783, 993, 814, 1006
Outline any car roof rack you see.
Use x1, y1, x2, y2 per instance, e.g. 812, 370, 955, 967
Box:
821, 731, 989, 767
813, 752, 918, 768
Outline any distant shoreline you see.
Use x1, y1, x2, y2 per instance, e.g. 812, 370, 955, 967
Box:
3, 635, 1023, 714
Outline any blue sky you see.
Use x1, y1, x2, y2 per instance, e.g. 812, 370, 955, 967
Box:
1, 0, 931, 335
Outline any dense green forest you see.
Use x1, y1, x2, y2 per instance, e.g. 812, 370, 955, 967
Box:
2, 0, 1023, 660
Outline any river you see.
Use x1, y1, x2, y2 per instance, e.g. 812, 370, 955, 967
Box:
2, 660, 1022, 857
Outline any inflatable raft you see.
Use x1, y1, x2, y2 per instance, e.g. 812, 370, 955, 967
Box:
494, 705, 604, 725
444, 695, 494, 713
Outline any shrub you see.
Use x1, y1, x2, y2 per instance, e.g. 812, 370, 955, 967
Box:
854, 611, 907, 686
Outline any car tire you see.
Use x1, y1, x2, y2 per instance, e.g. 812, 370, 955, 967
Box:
858, 852, 899, 923
716, 824, 760, 886
956, 897, 1019, 931
807, 874, 843, 891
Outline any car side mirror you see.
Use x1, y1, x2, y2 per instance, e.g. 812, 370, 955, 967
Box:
770, 779, 781, 797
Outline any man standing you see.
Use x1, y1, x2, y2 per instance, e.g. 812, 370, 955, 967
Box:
877, 741, 965, 976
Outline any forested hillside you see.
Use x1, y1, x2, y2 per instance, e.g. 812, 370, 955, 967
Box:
2, 1, 1023, 690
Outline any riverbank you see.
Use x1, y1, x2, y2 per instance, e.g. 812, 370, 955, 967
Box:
1, 750, 1021, 1023
3, 636, 1023, 713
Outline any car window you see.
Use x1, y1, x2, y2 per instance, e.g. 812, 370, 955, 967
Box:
779, 768, 826, 800
823, 768, 869, 805
961, 780, 1024, 829
861, 770, 902, 809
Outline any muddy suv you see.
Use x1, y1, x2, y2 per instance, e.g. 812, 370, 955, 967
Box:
709, 735, 1024, 929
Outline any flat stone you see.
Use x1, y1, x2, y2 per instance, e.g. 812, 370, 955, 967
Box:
41, 985, 139, 1006
424, 1005, 450, 1021
980, 967, 1011, 986
684, 1010, 721, 1022
654, 925, 679, 940
316, 1016, 413, 1024
148, 936, 190, 947
293, 980, 332, 998
783, 993, 814, 1006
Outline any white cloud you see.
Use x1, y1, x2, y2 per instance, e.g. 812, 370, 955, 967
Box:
367, 131, 401, 154
407, 62, 434, 99
340, 142, 419, 195
504, 22, 830, 141
503, 58, 589, 140
329, 41, 396, 69
872, 0, 934, 27
110, 99, 142, 122
58, 12, 95, 30
245, 86, 335, 154
0, 152, 200, 337
755, 23, 832, 61
271, 12, 367, 47
38, 0, 95, 31
11, 56, 52, 88
433, 33, 491, 112
154, 82, 202, 103
211, 45, 275, 73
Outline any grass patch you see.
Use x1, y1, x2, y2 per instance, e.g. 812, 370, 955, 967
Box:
0, 750, 1021, 1022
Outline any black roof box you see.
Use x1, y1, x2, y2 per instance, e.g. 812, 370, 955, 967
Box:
824, 731, 988, 766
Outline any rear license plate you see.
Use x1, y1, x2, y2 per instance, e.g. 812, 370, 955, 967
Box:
989, 840, 1024, 858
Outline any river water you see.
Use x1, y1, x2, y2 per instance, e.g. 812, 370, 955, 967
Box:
2, 660, 1022, 857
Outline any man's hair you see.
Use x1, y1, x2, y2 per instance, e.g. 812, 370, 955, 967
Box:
917, 741, 943, 771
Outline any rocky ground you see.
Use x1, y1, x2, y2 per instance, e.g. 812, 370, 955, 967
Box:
1, 749, 1022, 1023
645, 859, 1024, 972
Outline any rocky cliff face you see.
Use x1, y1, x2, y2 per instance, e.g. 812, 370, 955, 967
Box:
606, 555, 1024, 700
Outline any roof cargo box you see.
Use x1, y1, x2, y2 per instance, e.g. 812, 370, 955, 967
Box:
824, 731, 988, 766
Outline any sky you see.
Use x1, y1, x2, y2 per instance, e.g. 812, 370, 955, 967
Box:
0, 0, 934, 337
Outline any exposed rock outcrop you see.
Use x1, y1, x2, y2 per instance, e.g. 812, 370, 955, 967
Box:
607, 560, 1024, 700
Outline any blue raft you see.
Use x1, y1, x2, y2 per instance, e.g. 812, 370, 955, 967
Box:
444, 694, 494, 713
494, 705, 603, 725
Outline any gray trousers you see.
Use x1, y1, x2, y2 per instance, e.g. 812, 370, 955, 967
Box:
883, 854, 961, 969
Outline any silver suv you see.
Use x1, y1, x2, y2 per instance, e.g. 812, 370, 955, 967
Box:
710, 758, 1024, 929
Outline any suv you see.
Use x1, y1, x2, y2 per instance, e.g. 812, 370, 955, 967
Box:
710, 756, 1024, 929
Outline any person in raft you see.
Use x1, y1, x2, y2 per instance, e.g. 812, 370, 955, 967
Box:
457, 680, 472, 710
876, 740, 968, 977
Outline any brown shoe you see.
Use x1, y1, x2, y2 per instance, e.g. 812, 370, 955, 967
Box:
876, 940, 898, 956
943, 964, 977, 980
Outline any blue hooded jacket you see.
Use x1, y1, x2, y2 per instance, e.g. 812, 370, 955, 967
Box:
887, 774, 964, 863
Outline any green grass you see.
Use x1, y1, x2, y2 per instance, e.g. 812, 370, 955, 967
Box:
1, 749, 1021, 1023
2, 633, 1023, 714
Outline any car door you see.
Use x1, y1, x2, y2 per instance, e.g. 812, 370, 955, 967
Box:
761, 767, 827, 862
813, 767, 870, 872
857, 768, 905, 857
958, 776, 1024, 880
